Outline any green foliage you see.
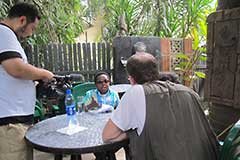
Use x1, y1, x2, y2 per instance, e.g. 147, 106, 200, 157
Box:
103, 0, 152, 40
0, 0, 85, 45
1, 0, 217, 46
174, 49, 207, 87
97, 0, 215, 87
31, 0, 84, 44
0, 1, 10, 20
101, 0, 217, 47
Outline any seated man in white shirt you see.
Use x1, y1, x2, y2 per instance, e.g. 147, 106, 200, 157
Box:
102, 53, 219, 160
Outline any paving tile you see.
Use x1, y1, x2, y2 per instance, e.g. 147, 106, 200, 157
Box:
34, 148, 125, 160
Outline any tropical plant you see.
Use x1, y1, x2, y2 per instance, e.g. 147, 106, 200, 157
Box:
31, 0, 85, 44
101, 0, 217, 47
102, 0, 152, 41
0, 0, 86, 44
174, 47, 207, 87
0, 1, 10, 20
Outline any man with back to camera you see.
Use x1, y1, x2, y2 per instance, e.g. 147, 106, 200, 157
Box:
102, 53, 219, 160
0, 3, 53, 160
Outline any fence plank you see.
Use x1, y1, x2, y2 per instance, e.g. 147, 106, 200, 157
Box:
87, 43, 92, 71
52, 44, 58, 72
63, 44, 68, 71
73, 43, 78, 71
82, 43, 87, 71
27, 45, 33, 64
97, 43, 102, 70
107, 43, 111, 71
77, 43, 83, 71
87, 43, 92, 80
29, 42, 114, 82
58, 44, 63, 72
68, 44, 73, 71
43, 45, 48, 69
33, 45, 39, 67
92, 43, 97, 70
48, 44, 53, 71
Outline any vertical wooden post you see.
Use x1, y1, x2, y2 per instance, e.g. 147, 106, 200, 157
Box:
183, 39, 192, 54
160, 38, 170, 71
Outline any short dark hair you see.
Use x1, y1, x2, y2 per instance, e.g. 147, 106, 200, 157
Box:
94, 71, 110, 83
127, 53, 159, 84
8, 3, 41, 23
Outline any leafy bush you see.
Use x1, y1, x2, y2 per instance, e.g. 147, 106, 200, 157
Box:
0, 0, 85, 44
174, 47, 207, 87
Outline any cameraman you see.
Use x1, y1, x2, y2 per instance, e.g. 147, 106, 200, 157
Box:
0, 3, 53, 160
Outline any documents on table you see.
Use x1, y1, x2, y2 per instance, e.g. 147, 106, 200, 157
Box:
57, 125, 87, 135
89, 104, 113, 114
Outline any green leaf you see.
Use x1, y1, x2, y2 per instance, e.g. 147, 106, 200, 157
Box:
199, 54, 207, 61
195, 71, 206, 78
175, 53, 189, 60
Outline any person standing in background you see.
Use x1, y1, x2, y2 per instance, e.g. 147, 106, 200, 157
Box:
0, 3, 53, 160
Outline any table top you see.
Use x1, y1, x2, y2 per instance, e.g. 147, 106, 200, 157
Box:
25, 112, 129, 155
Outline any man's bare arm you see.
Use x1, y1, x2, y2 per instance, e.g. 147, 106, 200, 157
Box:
102, 119, 127, 143
2, 58, 53, 80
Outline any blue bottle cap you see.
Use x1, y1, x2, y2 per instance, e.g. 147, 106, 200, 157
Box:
66, 89, 71, 95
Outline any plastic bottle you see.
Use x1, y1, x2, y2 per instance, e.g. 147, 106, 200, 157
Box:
65, 89, 78, 128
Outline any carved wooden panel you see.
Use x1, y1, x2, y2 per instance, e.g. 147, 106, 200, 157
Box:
217, 0, 240, 10
234, 56, 240, 106
206, 8, 240, 109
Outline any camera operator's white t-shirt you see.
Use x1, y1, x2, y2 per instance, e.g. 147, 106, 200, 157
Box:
0, 24, 35, 118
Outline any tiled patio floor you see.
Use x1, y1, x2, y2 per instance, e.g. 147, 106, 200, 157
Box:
34, 148, 126, 160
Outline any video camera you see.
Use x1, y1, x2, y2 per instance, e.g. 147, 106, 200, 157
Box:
35, 73, 84, 115
36, 73, 84, 99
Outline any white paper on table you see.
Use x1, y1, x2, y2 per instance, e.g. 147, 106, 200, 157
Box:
57, 125, 88, 136
96, 104, 113, 113
88, 104, 113, 114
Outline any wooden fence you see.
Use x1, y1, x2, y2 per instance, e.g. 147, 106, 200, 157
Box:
26, 38, 206, 87
26, 42, 113, 81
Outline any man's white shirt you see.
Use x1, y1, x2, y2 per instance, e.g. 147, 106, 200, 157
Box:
0, 24, 35, 118
111, 85, 146, 135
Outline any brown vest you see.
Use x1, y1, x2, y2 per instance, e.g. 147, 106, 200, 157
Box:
127, 81, 219, 160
